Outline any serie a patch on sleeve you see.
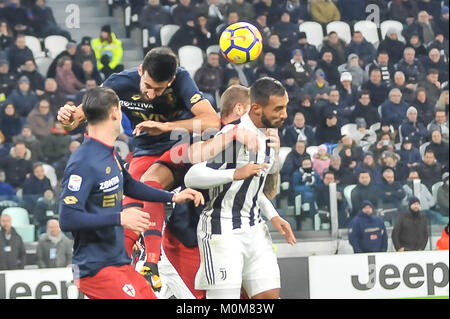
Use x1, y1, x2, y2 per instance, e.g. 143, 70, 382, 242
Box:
68, 175, 83, 192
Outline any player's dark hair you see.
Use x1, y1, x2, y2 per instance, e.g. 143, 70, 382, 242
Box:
142, 47, 178, 82
82, 87, 119, 125
250, 77, 286, 107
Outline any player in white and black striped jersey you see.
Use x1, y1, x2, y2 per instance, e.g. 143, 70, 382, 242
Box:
184, 77, 290, 299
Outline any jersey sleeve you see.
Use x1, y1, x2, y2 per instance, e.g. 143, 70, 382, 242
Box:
173, 68, 205, 111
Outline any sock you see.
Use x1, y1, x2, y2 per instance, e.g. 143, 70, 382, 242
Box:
124, 228, 139, 257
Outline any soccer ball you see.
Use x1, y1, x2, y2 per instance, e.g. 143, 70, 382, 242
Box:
219, 22, 263, 64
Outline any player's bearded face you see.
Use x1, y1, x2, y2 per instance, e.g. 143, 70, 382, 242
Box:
261, 94, 288, 128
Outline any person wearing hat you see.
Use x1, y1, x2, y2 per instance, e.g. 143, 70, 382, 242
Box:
301, 68, 330, 104
337, 70, 358, 108
392, 196, 429, 252
337, 53, 364, 87
315, 107, 341, 145
289, 31, 320, 67
282, 48, 312, 87
46, 41, 79, 79
4, 75, 39, 120
348, 200, 387, 253
378, 27, 406, 65
74, 36, 97, 68
351, 90, 380, 127
436, 6, 449, 39
91, 25, 124, 79
292, 157, 321, 218
0, 58, 16, 101
400, 106, 428, 148
354, 117, 377, 149
436, 172, 449, 218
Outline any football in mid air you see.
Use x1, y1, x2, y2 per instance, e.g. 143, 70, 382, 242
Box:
219, 22, 263, 64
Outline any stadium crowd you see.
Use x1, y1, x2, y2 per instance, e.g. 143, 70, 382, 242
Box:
0, 0, 449, 270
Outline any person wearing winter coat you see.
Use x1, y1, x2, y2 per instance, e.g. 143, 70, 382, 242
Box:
436, 223, 449, 250
26, 99, 54, 140
91, 25, 124, 78
36, 219, 73, 268
0, 213, 26, 270
348, 200, 388, 253
381, 88, 409, 130
0, 142, 32, 188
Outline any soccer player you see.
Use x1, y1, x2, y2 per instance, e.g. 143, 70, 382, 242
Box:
58, 87, 204, 299
157, 85, 296, 299
184, 77, 290, 299
57, 47, 220, 290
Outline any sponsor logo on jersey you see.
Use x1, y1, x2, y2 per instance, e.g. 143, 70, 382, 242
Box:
120, 100, 154, 109
190, 93, 202, 104
122, 284, 136, 297
99, 176, 120, 192
68, 175, 82, 192
63, 196, 78, 205
131, 94, 142, 100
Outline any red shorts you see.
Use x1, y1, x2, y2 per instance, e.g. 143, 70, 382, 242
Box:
162, 227, 205, 299
76, 265, 156, 299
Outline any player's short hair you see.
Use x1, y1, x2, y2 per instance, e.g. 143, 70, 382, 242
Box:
250, 77, 286, 107
220, 85, 250, 118
142, 47, 178, 82
82, 87, 119, 125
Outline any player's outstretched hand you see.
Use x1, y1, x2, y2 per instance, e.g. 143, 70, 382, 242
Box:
270, 216, 296, 245
133, 120, 170, 136
233, 162, 269, 180
57, 104, 77, 125
172, 188, 205, 207
120, 207, 151, 232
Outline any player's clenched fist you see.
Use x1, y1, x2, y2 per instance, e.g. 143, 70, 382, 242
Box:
172, 188, 205, 207
120, 207, 151, 233
57, 104, 78, 125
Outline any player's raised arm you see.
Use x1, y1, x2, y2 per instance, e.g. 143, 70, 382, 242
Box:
57, 103, 86, 131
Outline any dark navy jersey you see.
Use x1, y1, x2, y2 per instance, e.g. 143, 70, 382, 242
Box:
59, 136, 174, 278
102, 67, 205, 156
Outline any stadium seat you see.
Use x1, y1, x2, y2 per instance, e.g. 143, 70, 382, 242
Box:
44, 35, 69, 59
178, 45, 204, 77
299, 21, 324, 48
2, 207, 35, 243
340, 123, 358, 137
380, 20, 405, 42
326, 21, 352, 44
278, 147, 292, 169
35, 56, 53, 77
369, 122, 380, 132
25, 35, 45, 59
419, 141, 430, 159
42, 163, 58, 189
353, 20, 380, 47
343, 184, 357, 212
160, 24, 180, 47
306, 145, 319, 158
431, 181, 444, 206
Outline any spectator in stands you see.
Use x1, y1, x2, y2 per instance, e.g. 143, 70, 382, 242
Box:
406, 33, 428, 58
22, 161, 52, 211
392, 196, 429, 251
417, 149, 443, 190
348, 200, 388, 253
337, 134, 364, 163
0, 213, 26, 270
312, 144, 330, 178
0, 20, 13, 51
282, 49, 312, 88
263, 33, 289, 65
436, 6, 449, 39
216, 10, 240, 39
381, 88, 409, 130
436, 223, 449, 250
321, 31, 347, 68
346, 31, 376, 68
354, 152, 383, 186
0, 102, 21, 144
1, 0, 31, 34
53, 140, 80, 180
397, 136, 421, 169
195, 14, 217, 51
378, 167, 407, 215
436, 172, 449, 217
0, 169, 16, 200
272, 10, 298, 46
196, 0, 225, 29
361, 68, 390, 109
391, 71, 415, 104
254, 52, 284, 82
224, 0, 254, 23
290, 31, 320, 68
74, 37, 97, 68
426, 129, 449, 167
428, 109, 449, 144
403, 10, 442, 46
315, 170, 348, 228
365, 51, 394, 86
138, 0, 172, 49
6, 76, 39, 122
40, 122, 71, 165
91, 25, 124, 79
423, 48, 448, 83
281, 112, 315, 147
400, 106, 428, 148
172, 0, 197, 26
378, 28, 406, 65
351, 170, 381, 217
285, 0, 310, 24
55, 56, 84, 95
34, 190, 58, 235
29, 0, 71, 40
296, 95, 318, 128
371, 129, 395, 160
337, 72, 358, 108
281, 140, 310, 190
328, 154, 346, 184
168, 16, 199, 52
36, 218, 72, 268
46, 42, 79, 79
223, 62, 254, 88
315, 108, 341, 145
380, 150, 409, 183
315, 49, 339, 87
254, 12, 271, 45
74, 59, 102, 85
5, 34, 34, 74
12, 125, 43, 162
292, 157, 322, 217
75, 78, 97, 106
302, 68, 330, 105
252, 0, 282, 26
41, 78, 67, 118
390, 0, 419, 24
194, 52, 223, 110
354, 118, 377, 150
336, 0, 365, 23
26, 98, 54, 140
338, 54, 365, 88
351, 90, 380, 127
309, 0, 341, 25
395, 47, 426, 85
0, 58, 16, 100
435, 91, 448, 116
418, 68, 442, 107
17, 58, 45, 96
282, 72, 302, 115
412, 87, 435, 127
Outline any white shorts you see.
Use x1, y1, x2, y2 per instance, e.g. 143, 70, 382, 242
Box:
195, 222, 280, 297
